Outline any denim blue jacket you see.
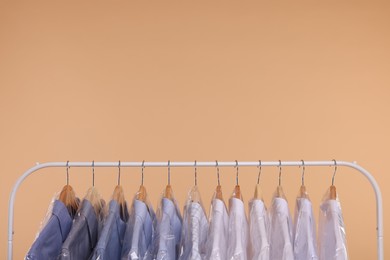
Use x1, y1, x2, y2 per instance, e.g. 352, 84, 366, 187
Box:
26, 200, 73, 260
91, 200, 128, 260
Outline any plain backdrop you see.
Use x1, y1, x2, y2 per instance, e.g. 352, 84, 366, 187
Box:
0, 1, 389, 259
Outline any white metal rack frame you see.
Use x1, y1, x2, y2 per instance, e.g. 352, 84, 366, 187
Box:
7, 160, 384, 260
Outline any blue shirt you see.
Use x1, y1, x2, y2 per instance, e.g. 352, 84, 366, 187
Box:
156, 198, 183, 260
60, 199, 102, 260
121, 199, 156, 260
179, 201, 209, 260
91, 200, 128, 260
26, 200, 73, 260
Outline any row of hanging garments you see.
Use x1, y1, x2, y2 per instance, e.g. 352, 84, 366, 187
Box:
25, 161, 348, 260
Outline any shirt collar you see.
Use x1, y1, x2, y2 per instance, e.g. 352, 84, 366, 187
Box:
133, 199, 149, 222
80, 199, 99, 242
229, 197, 245, 213
52, 200, 73, 240
212, 198, 227, 214
249, 199, 266, 216
296, 197, 312, 213
272, 197, 289, 215
162, 198, 178, 220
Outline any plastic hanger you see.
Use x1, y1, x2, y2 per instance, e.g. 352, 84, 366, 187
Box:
136, 160, 147, 202
254, 160, 263, 200
329, 159, 337, 200
85, 161, 106, 217
215, 160, 223, 200
189, 160, 201, 203
275, 160, 286, 199
164, 160, 173, 200
59, 161, 79, 217
233, 160, 242, 200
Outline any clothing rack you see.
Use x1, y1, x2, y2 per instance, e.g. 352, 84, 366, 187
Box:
8, 160, 384, 260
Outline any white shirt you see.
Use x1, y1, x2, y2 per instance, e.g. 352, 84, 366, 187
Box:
179, 202, 209, 260
318, 199, 348, 260
293, 198, 318, 260
248, 199, 270, 260
227, 197, 249, 260
269, 197, 294, 260
206, 197, 229, 260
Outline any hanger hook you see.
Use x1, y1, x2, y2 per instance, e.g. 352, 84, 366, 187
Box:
300, 159, 305, 186
257, 160, 262, 184
141, 160, 145, 186
168, 160, 171, 185
194, 160, 197, 186
216, 160, 220, 186
278, 160, 282, 186
332, 159, 337, 185
118, 160, 121, 186
92, 160, 95, 187
235, 160, 239, 185
66, 160, 70, 185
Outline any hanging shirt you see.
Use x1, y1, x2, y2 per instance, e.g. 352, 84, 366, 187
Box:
227, 197, 249, 260
269, 197, 294, 260
155, 198, 183, 260
179, 201, 209, 260
248, 199, 270, 260
60, 199, 103, 260
91, 200, 128, 260
121, 199, 156, 260
318, 198, 348, 260
205, 197, 228, 260
293, 198, 318, 260
26, 200, 73, 260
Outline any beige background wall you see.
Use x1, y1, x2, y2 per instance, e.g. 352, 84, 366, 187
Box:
0, 1, 389, 259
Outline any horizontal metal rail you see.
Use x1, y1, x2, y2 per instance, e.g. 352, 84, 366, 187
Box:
7, 161, 383, 260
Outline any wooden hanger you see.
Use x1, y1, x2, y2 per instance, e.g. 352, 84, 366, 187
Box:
329, 160, 338, 200
299, 185, 308, 199
214, 161, 224, 200
215, 184, 223, 200
329, 185, 337, 200
113, 161, 124, 205
233, 161, 242, 200
164, 184, 173, 200
298, 161, 308, 199
164, 161, 173, 200
136, 161, 147, 202
113, 185, 125, 206
59, 162, 79, 217
254, 161, 263, 200
276, 160, 286, 198
59, 184, 79, 217
254, 184, 263, 200
276, 185, 286, 198
234, 185, 241, 199
137, 185, 147, 201
113, 161, 129, 220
